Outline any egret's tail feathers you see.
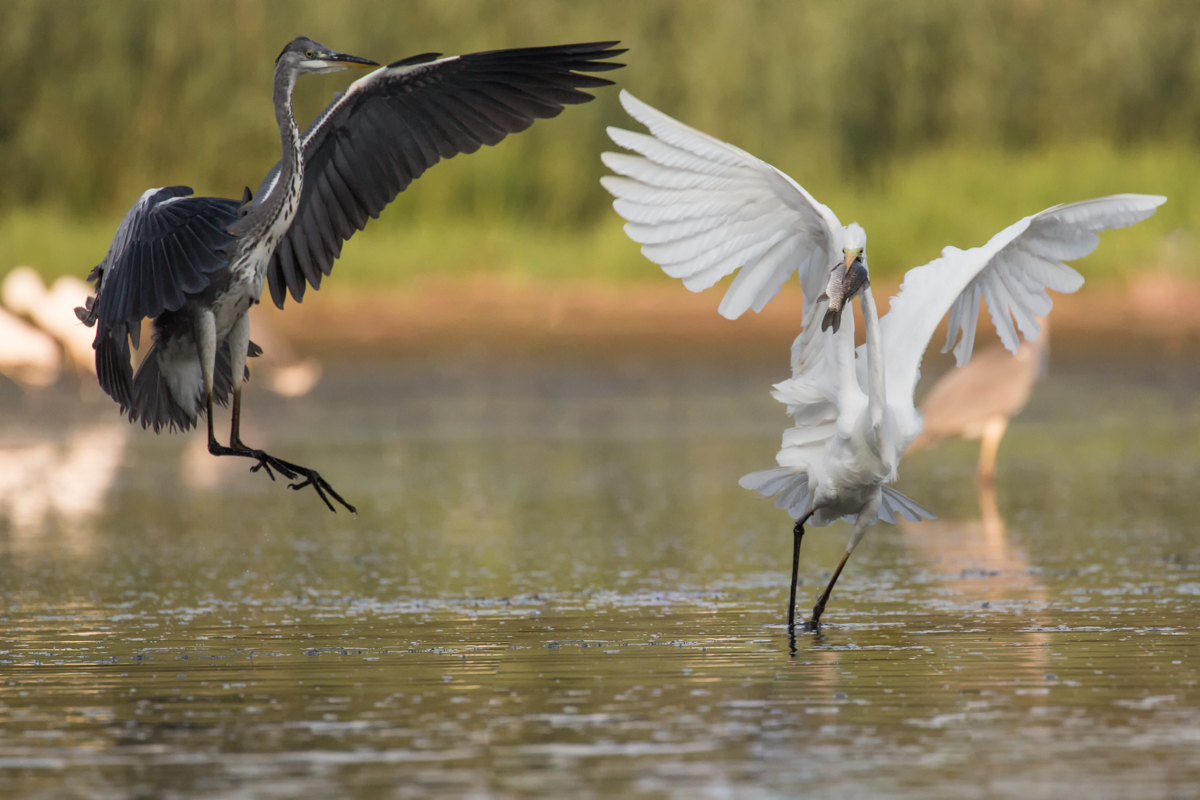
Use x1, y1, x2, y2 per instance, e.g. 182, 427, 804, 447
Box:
128, 341, 256, 433
739, 467, 812, 520
878, 485, 936, 524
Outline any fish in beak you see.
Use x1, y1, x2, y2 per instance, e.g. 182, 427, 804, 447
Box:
819, 250, 869, 333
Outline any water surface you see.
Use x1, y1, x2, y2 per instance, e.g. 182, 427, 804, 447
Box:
2, 352, 1199, 798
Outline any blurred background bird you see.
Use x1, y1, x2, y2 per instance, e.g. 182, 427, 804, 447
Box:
909, 319, 1049, 485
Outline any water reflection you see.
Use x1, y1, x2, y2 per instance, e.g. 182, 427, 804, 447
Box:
901, 484, 1049, 613
0, 354, 1198, 798
0, 421, 127, 550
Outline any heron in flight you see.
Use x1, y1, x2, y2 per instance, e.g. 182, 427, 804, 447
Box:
600, 90, 1164, 633
76, 38, 624, 512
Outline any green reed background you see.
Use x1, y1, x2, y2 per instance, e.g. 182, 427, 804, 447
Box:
1, 0, 1197, 285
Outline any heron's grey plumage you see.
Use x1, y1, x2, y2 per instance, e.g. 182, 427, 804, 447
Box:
78, 186, 245, 428
79, 37, 624, 432
254, 41, 625, 307
76, 36, 623, 511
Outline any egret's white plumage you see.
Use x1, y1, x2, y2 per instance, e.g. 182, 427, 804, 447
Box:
602, 89, 1166, 631
600, 92, 843, 321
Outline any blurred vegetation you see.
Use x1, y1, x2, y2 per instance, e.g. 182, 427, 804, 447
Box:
1, 0, 1198, 285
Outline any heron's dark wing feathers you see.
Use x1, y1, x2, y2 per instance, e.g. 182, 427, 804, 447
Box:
265, 41, 625, 307
84, 186, 241, 408
92, 187, 241, 334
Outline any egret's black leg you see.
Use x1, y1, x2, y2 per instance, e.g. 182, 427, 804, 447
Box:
804, 550, 852, 633
787, 512, 812, 634
786, 511, 816, 655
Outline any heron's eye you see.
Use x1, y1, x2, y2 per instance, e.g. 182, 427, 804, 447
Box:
305, 50, 316, 59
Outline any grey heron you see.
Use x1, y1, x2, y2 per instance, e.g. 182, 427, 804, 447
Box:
600, 90, 1164, 635
76, 37, 624, 513
909, 323, 1049, 485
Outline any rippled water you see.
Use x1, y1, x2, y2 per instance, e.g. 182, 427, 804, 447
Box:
2, 351, 1199, 798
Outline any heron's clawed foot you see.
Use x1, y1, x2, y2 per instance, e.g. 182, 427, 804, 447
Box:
801, 617, 822, 633
280, 462, 357, 515
246, 451, 298, 483
208, 440, 356, 514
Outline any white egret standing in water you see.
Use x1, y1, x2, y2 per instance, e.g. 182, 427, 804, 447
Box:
600, 90, 1165, 633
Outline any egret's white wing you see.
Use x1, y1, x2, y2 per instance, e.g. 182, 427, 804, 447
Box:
881, 194, 1165, 409
601, 90, 841, 320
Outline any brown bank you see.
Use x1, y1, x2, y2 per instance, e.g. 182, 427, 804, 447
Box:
263, 271, 1200, 363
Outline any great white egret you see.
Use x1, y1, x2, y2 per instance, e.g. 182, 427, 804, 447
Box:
600, 90, 1165, 632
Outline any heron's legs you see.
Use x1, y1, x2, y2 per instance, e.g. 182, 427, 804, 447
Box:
200, 311, 356, 514
228, 312, 251, 450
976, 416, 1008, 486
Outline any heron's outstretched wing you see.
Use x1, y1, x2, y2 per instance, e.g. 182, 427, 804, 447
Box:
880, 194, 1165, 412
256, 41, 625, 308
78, 186, 241, 406
600, 90, 841, 320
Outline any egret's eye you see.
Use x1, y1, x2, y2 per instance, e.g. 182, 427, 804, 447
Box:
305, 49, 316, 59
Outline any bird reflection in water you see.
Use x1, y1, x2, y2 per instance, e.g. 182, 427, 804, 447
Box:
902, 334, 1054, 670
0, 423, 128, 553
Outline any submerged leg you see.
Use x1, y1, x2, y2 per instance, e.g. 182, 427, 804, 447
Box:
204, 311, 356, 514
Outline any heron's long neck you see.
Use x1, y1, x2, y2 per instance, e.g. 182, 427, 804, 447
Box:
272, 67, 302, 201
859, 287, 887, 431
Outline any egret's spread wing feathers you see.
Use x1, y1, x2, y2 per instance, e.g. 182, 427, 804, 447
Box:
601, 91, 840, 320
881, 194, 1165, 409
261, 42, 625, 307
82, 186, 242, 407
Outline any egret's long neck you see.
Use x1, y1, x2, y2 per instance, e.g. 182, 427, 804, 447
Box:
859, 287, 887, 431
833, 299, 861, 430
